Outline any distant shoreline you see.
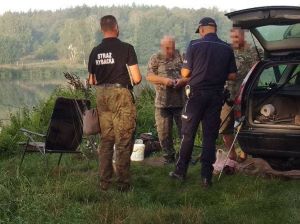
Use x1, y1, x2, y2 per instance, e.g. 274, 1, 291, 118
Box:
0, 60, 86, 70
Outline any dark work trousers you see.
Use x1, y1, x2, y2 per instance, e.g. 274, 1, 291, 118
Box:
175, 88, 224, 180
155, 107, 182, 160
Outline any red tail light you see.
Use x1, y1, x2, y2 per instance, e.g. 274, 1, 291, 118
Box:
234, 83, 245, 120
233, 62, 258, 120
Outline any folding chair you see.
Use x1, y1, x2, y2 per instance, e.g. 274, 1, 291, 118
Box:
19, 97, 90, 168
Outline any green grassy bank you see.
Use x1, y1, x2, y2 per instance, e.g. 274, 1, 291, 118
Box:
0, 85, 299, 224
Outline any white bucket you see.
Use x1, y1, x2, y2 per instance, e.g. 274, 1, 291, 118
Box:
130, 143, 145, 161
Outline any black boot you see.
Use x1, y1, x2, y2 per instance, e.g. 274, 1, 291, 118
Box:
169, 171, 185, 181
201, 177, 212, 189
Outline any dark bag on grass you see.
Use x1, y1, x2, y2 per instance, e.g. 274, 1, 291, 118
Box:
83, 108, 100, 135
140, 133, 161, 157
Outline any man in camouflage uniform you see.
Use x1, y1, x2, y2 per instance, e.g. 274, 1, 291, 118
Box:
88, 15, 142, 191
146, 36, 187, 164
220, 27, 262, 161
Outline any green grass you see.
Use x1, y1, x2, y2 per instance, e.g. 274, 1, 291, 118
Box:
0, 86, 300, 223
0, 153, 299, 224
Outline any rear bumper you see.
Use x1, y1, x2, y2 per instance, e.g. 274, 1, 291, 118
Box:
238, 129, 300, 158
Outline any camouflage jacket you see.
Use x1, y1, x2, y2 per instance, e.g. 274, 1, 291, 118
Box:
147, 50, 184, 108
226, 47, 262, 102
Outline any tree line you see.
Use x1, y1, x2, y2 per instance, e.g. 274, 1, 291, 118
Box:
0, 5, 232, 66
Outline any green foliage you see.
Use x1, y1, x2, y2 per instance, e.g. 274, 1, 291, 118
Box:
0, 6, 232, 66
0, 84, 154, 156
0, 87, 87, 156
57, 17, 98, 64
0, 36, 22, 64
136, 85, 156, 136
35, 42, 58, 60
0, 67, 88, 125
0, 12, 33, 62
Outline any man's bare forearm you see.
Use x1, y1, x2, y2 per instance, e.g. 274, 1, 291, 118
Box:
128, 64, 142, 85
146, 73, 173, 86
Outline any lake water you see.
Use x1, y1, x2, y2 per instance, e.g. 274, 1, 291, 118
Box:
0, 66, 87, 124
0, 65, 148, 125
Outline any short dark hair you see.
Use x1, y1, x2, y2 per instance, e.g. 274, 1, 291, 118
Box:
100, 15, 118, 32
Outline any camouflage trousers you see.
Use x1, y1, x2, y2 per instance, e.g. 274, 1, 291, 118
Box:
96, 86, 136, 189
155, 107, 182, 160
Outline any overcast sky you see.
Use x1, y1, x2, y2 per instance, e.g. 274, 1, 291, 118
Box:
1, 0, 300, 14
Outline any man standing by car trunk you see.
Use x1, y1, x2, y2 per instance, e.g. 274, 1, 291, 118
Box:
169, 17, 237, 188
220, 27, 261, 161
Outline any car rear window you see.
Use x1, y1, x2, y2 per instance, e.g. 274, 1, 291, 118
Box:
256, 24, 300, 42
257, 64, 287, 88
255, 63, 300, 90
287, 64, 300, 85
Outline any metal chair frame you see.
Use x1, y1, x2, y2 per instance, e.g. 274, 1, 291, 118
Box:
18, 97, 89, 168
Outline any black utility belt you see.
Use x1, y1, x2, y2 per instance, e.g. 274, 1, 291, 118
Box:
97, 83, 133, 89
190, 86, 223, 92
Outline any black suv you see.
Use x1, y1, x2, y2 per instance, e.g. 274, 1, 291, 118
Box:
226, 6, 300, 169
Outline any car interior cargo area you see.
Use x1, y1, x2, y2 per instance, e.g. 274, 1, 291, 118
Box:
249, 62, 300, 127
251, 95, 300, 126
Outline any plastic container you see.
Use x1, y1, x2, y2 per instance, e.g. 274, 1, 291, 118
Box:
130, 143, 145, 161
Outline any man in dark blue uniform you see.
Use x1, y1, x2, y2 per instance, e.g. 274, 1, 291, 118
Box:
169, 17, 237, 188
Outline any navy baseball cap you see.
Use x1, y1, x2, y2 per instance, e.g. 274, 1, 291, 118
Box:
195, 17, 217, 33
